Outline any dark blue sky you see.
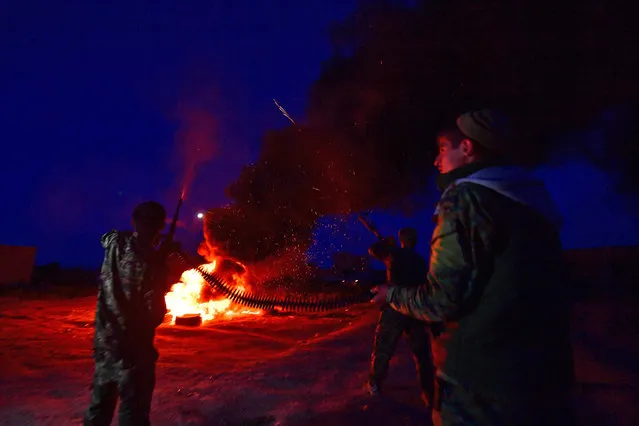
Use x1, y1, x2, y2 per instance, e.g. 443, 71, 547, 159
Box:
2, 1, 638, 268
1, 0, 356, 266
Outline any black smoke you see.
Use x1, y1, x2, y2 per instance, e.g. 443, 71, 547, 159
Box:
206, 0, 639, 262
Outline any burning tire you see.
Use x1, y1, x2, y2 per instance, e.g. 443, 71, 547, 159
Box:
175, 314, 202, 327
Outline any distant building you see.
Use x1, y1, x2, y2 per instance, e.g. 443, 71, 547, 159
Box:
0, 245, 37, 285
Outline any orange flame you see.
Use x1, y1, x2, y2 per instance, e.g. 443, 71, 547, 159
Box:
164, 260, 261, 324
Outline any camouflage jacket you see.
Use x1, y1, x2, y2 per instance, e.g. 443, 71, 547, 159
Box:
386, 163, 574, 395
369, 241, 428, 289
92, 230, 169, 362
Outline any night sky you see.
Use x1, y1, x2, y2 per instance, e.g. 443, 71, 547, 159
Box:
2, 1, 638, 268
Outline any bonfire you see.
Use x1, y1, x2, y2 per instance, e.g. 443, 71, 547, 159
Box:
164, 259, 261, 325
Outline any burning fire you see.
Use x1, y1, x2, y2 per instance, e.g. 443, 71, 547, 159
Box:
165, 260, 261, 324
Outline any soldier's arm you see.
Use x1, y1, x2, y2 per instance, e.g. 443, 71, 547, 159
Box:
386, 185, 494, 322
368, 239, 395, 262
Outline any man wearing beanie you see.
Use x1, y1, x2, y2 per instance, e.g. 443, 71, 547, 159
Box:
372, 109, 575, 425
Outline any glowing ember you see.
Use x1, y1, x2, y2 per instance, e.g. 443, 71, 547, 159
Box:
164, 260, 261, 324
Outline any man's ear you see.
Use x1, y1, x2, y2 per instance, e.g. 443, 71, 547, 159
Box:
459, 138, 473, 156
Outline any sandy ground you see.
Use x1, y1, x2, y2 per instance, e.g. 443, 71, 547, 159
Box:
0, 295, 637, 425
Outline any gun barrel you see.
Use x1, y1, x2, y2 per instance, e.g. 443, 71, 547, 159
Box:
168, 195, 184, 239
357, 214, 383, 240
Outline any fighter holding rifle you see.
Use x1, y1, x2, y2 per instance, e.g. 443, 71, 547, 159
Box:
84, 198, 182, 426
358, 214, 437, 410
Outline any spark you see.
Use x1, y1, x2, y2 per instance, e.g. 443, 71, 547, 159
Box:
273, 99, 296, 125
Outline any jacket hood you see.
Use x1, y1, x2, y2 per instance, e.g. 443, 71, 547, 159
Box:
445, 166, 563, 227
101, 230, 120, 248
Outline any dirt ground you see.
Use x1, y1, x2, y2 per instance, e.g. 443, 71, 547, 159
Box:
0, 295, 637, 425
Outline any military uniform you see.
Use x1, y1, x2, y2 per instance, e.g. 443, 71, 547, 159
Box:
386, 162, 576, 425
368, 240, 436, 404
84, 230, 169, 426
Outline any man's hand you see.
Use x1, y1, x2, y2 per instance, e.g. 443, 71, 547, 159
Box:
159, 240, 181, 259
371, 284, 390, 305
165, 238, 182, 252
383, 236, 397, 246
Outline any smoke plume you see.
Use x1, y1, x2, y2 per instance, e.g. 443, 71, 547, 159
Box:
204, 0, 639, 263
174, 104, 219, 199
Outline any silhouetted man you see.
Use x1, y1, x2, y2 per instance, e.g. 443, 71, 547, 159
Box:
372, 109, 575, 426
84, 201, 172, 426
366, 228, 436, 408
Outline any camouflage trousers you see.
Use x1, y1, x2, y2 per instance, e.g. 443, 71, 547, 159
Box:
433, 377, 577, 426
84, 355, 156, 426
370, 306, 435, 403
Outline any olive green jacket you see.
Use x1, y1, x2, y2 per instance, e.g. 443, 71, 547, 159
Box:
387, 163, 574, 395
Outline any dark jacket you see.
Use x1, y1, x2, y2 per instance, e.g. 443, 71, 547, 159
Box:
369, 241, 428, 289
93, 230, 169, 366
387, 163, 574, 396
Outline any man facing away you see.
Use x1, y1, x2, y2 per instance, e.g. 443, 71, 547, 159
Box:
372, 109, 575, 425
367, 228, 436, 409
84, 201, 173, 426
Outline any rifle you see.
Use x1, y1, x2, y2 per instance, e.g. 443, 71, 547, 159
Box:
160, 194, 184, 255
357, 213, 384, 241
157, 194, 184, 290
